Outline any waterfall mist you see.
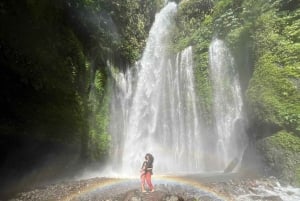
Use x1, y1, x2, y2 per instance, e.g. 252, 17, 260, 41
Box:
105, 3, 248, 177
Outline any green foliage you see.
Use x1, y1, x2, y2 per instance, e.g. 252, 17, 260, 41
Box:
268, 131, 300, 152
247, 52, 300, 130
257, 131, 300, 185
213, 8, 241, 37
246, 4, 300, 135
177, 0, 213, 24
173, 0, 300, 134
171, 0, 215, 125
174, 0, 213, 48
87, 69, 111, 160
0, 0, 87, 143
192, 42, 213, 124
94, 70, 105, 96
96, 0, 163, 64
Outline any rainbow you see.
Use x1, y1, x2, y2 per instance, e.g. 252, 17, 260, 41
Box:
61, 176, 233, 201
61, 178, 129, 201
157, 175, 233, 201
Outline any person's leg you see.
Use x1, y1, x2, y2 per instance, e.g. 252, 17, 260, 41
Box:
145, 172, 154, 192
141, 174, 146, 192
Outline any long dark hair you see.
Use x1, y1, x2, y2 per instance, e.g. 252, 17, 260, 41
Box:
145, 153, 154, 166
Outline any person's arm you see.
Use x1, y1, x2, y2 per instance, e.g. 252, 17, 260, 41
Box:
140, 161, 146, 175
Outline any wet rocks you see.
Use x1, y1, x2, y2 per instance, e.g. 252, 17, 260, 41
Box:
7, 178, 124, 201
6, 176, 300, 201
247, 195, 282, 201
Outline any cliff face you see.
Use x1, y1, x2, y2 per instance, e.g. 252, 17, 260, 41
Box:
256, 131, 300, 186
173, 0, 300, 184
0, 0, 163, 195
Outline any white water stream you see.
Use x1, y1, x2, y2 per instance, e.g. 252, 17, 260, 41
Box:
109, 3, 205, 175
209, 39, 248, 171
107, 2, 247, 176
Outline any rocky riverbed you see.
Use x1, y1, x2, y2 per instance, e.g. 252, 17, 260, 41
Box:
4, 176, 300, 201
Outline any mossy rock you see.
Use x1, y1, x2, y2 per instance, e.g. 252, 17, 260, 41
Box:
257, 130, 300, 186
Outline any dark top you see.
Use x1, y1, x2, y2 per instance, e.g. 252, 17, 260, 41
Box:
141, 160, 153, 175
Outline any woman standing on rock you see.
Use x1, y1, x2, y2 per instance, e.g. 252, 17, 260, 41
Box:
140, 153, 154, 192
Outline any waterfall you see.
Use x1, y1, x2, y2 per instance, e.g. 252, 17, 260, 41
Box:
107, 4, 248, 177
209, 38, 248, 171
108, 3, 206, 176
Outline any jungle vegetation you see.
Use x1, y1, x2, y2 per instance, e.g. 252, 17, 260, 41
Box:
174, 0, 300, 185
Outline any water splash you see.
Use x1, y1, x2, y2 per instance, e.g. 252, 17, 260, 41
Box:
209, 38, 248, 171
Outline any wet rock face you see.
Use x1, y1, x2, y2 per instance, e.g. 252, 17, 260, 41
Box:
247, 195, 283, 201
256, 132, 300, 186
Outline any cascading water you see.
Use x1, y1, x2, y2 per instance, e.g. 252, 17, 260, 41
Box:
109, 3, 205, 176
107, 3, 248, 177
209, 38, 248, 171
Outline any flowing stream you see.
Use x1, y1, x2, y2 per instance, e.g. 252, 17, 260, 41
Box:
107, 2, 247, 176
